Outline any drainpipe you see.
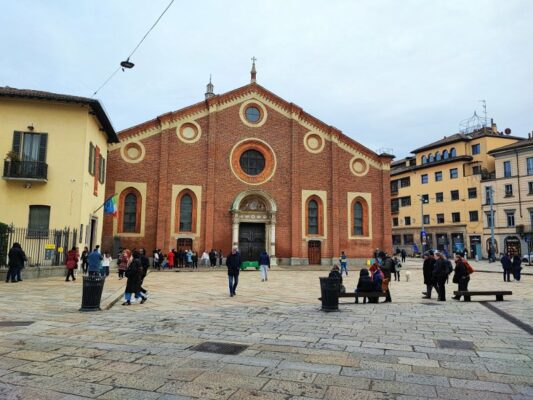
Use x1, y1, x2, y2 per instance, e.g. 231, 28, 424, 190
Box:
516, 150, 522, 218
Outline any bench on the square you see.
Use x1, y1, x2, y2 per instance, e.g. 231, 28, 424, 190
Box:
454, 291, 512, 302
319, 292, 387, 304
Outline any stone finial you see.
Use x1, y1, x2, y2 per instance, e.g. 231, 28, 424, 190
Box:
205, 75, 215, 99
250, 57, 257, 83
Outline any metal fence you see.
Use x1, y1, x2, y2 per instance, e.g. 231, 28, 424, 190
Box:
0, 226, 77, 268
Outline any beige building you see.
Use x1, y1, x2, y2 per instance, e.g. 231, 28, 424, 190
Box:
0, 87, 118, 264
482, 138, 533, 257
391, 125, 521, 259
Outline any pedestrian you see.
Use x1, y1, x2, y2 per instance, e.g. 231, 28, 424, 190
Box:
401, 249, 407, 263
433, 251, 451, 301
452, 252, 470, 300
201, 250, 209, 267
381, 254, 393, 302
339, 251, 348, 276
6, 242, 26, 283
500, 252, 512, 282
218, 249, 223, 266
226, 246, 241, 297
355, 268, 374, 303
209, 249, 217, 267
101, 251, 111, 277
153, 249, 160, 270
139, 248, 150, 296
65, 246, 78, 282
173, 248, 179, 269
81, 246, 89, 274
167, 249, 175, 270
87, 246, 103, 277
258, 250, 270, 282
512, 253, 522, 282
186, 249, 193, 268
118, 250, 128, 279
122, 250, 147, 305
422, 251, 436, 299
393, 256, 401, 281
192, 250, 198, 268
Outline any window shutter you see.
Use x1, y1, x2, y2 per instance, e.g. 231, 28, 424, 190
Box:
88, 143, 94, 175
38, 133, 48, 162
12, 131, 21, 156
99, 157, 105, 183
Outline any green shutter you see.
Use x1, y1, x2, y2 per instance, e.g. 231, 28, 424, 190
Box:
38, 133, 48, 162
12, 131, 21, 156
88, 143, 94, 175
99, 157, 105, 183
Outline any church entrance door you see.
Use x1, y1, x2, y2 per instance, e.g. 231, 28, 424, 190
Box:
308, 241, 321, 264
239, 223, 265, 262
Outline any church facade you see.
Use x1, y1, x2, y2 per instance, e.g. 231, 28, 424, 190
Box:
102, 69, 393, 264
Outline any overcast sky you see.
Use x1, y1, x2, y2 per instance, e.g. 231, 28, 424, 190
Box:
1, 0, 532, 158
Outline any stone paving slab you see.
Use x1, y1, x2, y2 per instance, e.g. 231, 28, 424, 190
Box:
1, 269, 532, 399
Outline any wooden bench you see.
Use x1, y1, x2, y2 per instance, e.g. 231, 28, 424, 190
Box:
319, 292, 387, 304
454, 291, 512, 302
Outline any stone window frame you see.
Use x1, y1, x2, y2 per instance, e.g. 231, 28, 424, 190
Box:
118, 187, 142, 234
175, 189, 198, 234
305, 195, 324, 237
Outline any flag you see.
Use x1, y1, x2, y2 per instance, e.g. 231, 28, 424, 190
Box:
104, 195, 118, 217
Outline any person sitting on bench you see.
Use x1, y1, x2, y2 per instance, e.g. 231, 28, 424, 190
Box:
329, 264, 345, 294
355, 268, 376, 303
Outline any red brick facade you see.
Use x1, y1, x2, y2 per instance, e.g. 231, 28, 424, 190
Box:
103, 82, 392, 264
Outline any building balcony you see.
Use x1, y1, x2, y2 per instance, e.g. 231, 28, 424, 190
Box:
3, 160, 48, 182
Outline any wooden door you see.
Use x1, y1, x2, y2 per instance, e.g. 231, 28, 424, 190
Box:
239, 223, 265, 262
308, 241, 321, 264
177, 238, 193, 251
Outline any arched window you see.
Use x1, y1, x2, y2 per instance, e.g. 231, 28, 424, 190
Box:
351, 197, 369, 236
176, 189, 197, 233
119, 187, 142, 233
450, 148, 457, 157
308, 200, 318, 235
180, 195, 193, 231
435, 151, 441, 161
428, 153, 434, 162
442, 149, 449, 159
421, 155, 427, 164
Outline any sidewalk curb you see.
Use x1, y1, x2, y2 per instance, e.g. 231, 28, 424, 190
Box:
102, 286, 125, 310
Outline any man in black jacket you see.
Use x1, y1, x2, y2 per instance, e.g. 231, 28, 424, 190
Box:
6, 242, 26, 283
381, 254, 394, 302
433, 251, 450, 301
226, 246, 241, 296
422, 251, 436, 298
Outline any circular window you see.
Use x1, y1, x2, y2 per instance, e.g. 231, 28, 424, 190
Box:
350, 157, 369, 176
121, 142, 145, 164
177, 121, 202, 143
304, 132, 325, 154
245, 106, 261, 123
240, 149, 265, 176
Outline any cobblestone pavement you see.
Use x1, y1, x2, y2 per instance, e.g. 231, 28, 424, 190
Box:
0, 268, 532, 399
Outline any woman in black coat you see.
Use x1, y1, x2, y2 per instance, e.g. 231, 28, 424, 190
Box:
355, 268, 376, 303
452, 253, 470, 300
122, 250, 147, 305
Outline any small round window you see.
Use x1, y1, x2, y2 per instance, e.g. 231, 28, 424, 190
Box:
240, 149, 265, 176
245, 106, 261, 123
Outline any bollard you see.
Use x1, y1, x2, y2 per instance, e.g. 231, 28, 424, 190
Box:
80, 275, 106, 311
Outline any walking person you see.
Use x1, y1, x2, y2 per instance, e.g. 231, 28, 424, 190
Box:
65, 246, 78, 281
339, 251, 348, 276
393, 256, 401, 281
226, 246, 241, 297
422, 251, 436, 299
6, 242, 26, 283
101, 251, 112, 277
122, 250, 147, 305
433, 251, 451, 301
118, 250, 128, 279
401, 249, 407, 263
81, 246, 89, 274
500, 252, 512, 282
381, 254, 393, 302
512, 253, 522, 282
258, 250, 270, 282
452, 252, 470, 300
87, 247, 103, 277
139, 248, 150, 296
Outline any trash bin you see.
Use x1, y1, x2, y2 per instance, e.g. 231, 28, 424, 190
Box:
80, 275, 106, 311
320, 277, 340, 312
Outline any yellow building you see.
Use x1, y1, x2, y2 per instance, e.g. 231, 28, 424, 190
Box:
482, 138, 533, 258
391, 125, 521, 259
0, 87, 118, 264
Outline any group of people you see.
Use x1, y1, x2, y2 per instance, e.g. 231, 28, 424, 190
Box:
422, 250, 474, 301
500, 252, 523, 282
151, 248, 225, 270
68, 245, 112, 280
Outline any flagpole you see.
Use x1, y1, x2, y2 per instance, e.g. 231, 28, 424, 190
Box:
92, 193, 117, 215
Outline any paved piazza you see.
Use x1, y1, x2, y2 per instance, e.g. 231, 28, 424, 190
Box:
0, 262, 532, 399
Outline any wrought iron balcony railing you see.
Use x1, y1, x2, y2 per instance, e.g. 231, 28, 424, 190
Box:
3, 160, 48, 181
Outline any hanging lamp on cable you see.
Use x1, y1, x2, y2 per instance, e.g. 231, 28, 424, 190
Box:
120, 58, 135, 70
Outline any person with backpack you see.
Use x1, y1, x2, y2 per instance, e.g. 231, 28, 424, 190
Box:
122, 249, 147, 306
433, 251, 451, 301
452, 252, 470, 300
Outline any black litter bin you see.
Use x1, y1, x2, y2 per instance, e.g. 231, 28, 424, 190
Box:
80, 275, 106, 311
320, 277, 340, 311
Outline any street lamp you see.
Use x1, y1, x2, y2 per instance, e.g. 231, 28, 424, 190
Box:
418, 195, 428, 253
488, 186, 495, 262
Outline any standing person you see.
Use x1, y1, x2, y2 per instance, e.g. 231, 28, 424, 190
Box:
512, 253, 522, 282
433, 251, 451, 301
139, 248, 150, 296
452, 252, 470, 300
201, 251, 210, 267
226, 246, 241, 297
167, 249, 175, 270
218, 249, 224, 267
422, 251, 436, 299
500, 252, 512, 282
87, 247, 103, 277
81, 246, 89, 274
401, 249, 407, 263
122, 250, 147, 305
209, 249, 217, 267
173, 249, 179, 269
339, 251, 348, 276
393, 256, 401, 281
118, 250, 128, 279
186, 249, 193, 268
152, 249, 160, 270
258, 250, 270, 282
192, 250, 198, 268
6, 243, 26, 283
65, 246, 78, 282
101, 251, 112, 277
381, 254, 393, 302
